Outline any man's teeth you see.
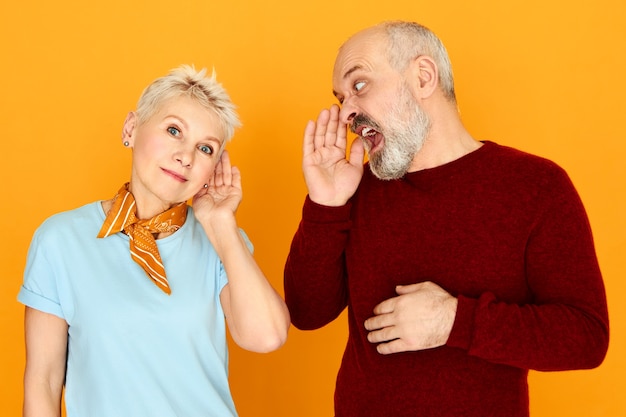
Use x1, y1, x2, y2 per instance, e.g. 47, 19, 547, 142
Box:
362, 127, 376, 137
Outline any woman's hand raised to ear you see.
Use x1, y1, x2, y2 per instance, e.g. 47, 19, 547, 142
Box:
192, 150, 242, 221
193, 150, 290, 353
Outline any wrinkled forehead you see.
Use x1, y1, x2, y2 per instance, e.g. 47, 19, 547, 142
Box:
332, 28, 388, 85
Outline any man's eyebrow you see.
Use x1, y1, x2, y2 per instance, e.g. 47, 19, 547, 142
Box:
333, 65, 364, 99
343, 65, 362, 80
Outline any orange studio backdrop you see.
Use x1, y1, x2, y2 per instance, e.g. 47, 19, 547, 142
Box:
1, 0, 624, 416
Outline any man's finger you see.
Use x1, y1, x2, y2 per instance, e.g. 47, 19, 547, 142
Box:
366, 325, 397, 344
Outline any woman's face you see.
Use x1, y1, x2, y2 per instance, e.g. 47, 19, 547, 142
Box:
123, 94, 225, 218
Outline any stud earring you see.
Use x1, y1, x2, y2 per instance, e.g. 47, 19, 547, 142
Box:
123, 141, 130, 147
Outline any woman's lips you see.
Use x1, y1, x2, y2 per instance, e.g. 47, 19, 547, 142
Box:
161, 168, 188, 182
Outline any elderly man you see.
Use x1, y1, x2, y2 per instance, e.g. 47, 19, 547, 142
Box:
284, 21, 609, 417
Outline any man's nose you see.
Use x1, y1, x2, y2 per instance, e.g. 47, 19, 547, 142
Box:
339, 97, 358, 125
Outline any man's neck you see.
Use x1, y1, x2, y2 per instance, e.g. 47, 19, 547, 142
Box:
408, 117, 481, 172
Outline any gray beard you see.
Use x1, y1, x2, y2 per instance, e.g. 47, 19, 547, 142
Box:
368, 93, 431, 180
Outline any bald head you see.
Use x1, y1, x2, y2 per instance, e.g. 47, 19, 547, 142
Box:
332, 26, 398, 105
336, 21, 456, 102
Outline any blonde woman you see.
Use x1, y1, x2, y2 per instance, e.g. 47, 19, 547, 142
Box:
19, 65, 289, 417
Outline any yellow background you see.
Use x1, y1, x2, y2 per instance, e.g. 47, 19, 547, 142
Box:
1, 0, 624, 416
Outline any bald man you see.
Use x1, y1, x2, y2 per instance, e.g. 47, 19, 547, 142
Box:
284, 21, 608, 417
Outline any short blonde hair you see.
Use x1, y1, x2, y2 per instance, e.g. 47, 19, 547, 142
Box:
135, 65, 241, 143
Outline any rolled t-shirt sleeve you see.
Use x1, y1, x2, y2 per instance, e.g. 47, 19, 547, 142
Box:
18, 226, 65, 320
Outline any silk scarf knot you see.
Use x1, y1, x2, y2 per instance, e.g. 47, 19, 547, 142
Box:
97, 183, 187, 294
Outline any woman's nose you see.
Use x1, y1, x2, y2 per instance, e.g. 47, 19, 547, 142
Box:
174, 147, 194, 168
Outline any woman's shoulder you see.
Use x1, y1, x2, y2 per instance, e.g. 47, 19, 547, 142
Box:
35, 201, 103, 239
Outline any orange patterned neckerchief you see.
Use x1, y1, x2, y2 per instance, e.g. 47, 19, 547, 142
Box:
97, 183, 187, 295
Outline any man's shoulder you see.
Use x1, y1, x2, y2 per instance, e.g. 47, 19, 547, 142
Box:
482, 141, 567, 176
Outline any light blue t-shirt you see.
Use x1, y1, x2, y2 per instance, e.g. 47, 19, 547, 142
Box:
18, 202, 246, 417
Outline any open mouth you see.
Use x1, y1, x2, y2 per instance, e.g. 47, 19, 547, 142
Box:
355, 125, 384, 153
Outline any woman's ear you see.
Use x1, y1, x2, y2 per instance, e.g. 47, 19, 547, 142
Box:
408, 55, 439, 99
121, 112, 137, 147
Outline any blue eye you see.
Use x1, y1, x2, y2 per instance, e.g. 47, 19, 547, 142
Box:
354, 81, 366, 92
198, 144, 213, 155
167, 126, 181, 137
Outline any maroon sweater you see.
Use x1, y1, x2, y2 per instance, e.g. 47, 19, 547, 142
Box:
284, 141, 609, 417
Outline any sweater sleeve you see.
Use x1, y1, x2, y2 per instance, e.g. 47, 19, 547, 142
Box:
284, 196, 352, 330
447, 167, 609, 371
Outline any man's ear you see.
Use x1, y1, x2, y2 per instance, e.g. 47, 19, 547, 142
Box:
408, 55, 439, 99
122, 112, 137, 147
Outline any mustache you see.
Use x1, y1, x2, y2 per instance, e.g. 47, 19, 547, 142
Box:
351, 113, 381, 134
